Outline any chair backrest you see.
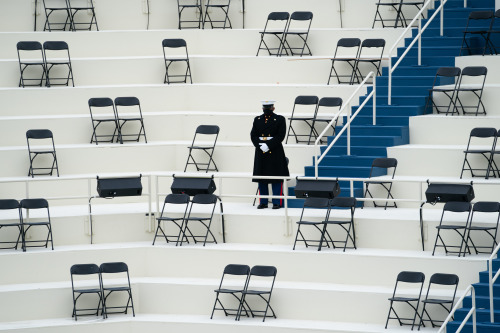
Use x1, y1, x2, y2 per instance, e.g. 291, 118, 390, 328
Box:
436, 67, 461, 78
196, 125, 220, 135
331, 196, 357, 208
467, 10, 494, 21
267, 11, 289, 21
472, 201, 500, 213
162, 38, 187, 48
223, 264, 251, 276
458, 66, 488, 90
114, 97, 140, 107
26, 129, 54, 140
250, 265, 277, 277
17, 41, 44, 63
461, 66, 488, 77
20, 198, 49, 209
303, 197, 331, 209
114, 97, 142, 118
318, 97, 342, 108
294, 95, 319, 106
495, 9, 500, 19
359, 39, 385, 59
71, 263, 100, 275
0, 199, 20, 210
88, 97, 116, 119
429, 273, 459, 286
396, 271, 425, 284
191, 193, 218, 205
100, 261, 129, 274
288, 11, 313, 32
17, 41, 43, 52
469, 127, 497, 139
443, 201, 472, 213
43, 41, 69, 51
334, 38, 361, 59
164, 193, 190, 205
291, 95, 319, 118
369, 157, 397, 178
290, 11, 313, 21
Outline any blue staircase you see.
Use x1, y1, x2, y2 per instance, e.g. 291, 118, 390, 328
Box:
288, 0, 500, 209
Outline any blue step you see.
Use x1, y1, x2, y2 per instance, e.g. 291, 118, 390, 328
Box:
397, 46, 461, 57
463, 295, 500, 309
447, 321, 500, 333
405, 36, 463, 47
376, 75, 436, 86
360, 95, 428, 107
455, 308, 500, 323
336, 125, 409, 140
320, 145, 388, 157
479, 270, 500, 284
329, 135, 405, 147
354, 104, 425, 117
369, 85, 432, 96
305, 165, 372, 178
443, 0, 494, 8
428, 8, 493, 19
473, 283, 500, 296
318, 155, 383, 167
348, 115, 410, 126
394, 55, 455, 66
382, 65, 441, 77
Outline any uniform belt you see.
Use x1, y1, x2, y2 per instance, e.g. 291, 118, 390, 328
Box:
259, 136, 273, 141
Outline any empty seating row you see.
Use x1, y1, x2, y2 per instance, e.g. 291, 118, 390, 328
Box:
178, 0, 231, 29
70, 262, 134, 320
211, 264, 277, 322
461, 127, 500, 179
425, 66, 487, 116
17, 41, 74, 87
460, 9, 500, 56
372, 0, 425, 28
41, 0, 98, 31
328, 38, 386, 85
433, 201, 500, 256
386, 271, 459, 329
257, 11, 313, 57
0, 198, 53, 251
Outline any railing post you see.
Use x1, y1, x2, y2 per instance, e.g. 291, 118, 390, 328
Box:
372, 74, 376, 125
418, 17, 422, 66
490, 258, 494, 322
440, 0, 444, 36
315, 149, 319, 178
473, 287, 477, 333
347, 102, 351, 155
464, 0, 467, 8
388, 57, 392, 105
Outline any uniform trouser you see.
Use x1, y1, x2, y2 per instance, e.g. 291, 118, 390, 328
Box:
258, 182, 283, 206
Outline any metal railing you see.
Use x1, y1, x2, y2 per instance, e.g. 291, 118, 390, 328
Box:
489, 242, 500, 322
313, 71, 375, 178
438, 285, 476, 333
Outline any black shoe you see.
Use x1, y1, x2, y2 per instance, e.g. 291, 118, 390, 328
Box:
257, 204, 268, 209
272, 204, 281, 209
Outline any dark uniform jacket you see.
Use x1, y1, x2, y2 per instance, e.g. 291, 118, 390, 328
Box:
250, 112, 290, 183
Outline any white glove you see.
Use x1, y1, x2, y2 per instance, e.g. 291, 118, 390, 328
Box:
260, 143, 269, 152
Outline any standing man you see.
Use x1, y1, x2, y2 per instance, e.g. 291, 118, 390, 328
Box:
251, 101, 290, 209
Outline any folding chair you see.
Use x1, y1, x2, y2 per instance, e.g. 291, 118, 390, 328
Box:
184, 125, 220, 172
162, 39, 193, 84
483, 9, 500, 55
203, 0, 232, 29
0, 199, 23, 250
385, 271, 425, 329
177, 0, 203, 29
43, 41, 74, 87
20, 198, 54, 252
459, 11, 495, 56
179, 193, 218, 246
398, 1, 425, 27
311, 97, 342, 144
292, 197, 332, 251
152, 193, 190, 245
328, 38, 361, 85
320, 197, 357, 252
256, 12, 290, 56
282, 11, 313, 57
42, 0, 72, 31
211, 264, 251, 319
17, 41, 46, 88
418, 273, 459, 329
432, 201, 472, 257
454, 66, 488, 116
465, 201, 500, 254
236, 265, 277, 322
70, 264, 104, 320
363, 158, 398, 209
114, 97, 147, 144
424, 67, 461, 115
460, 127, 497, 179
372, 0, 403, 28
286, 95, 319, 144
353, 39, 386, 84
88, 97, 120, 145
100, 262, 135, 318
26, 129, 59, 177
67, 0, 98, 31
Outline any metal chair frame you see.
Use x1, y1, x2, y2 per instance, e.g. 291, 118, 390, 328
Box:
418, 273, 459, 329
352, 39, 386, 84
26, 129, 59, 178
162, 38, 193, 84
114, 97, 148, 144
363, 158, 398, 209
465, 201, 500, 254
211, 264, 251, 319
178, 194, 219, 246
424, 67, 461, 115
293, 197, 332, 251
66, 0, 99, 31
483, 9, 500, 55
286, 95, 319, 144
372, 0, 425, 28
42, 0, 72, 31
281, 11, 313, 57
320, 197, 357, 252
177, 0, 203, 29
17, 41, 47, 88
256, 12, 290, 56
328, 38, 361, 85
459, 11, 495, 56
203, 0, 232, 29
43, 41, 74, 87
453, 66, 488, 116
184, 125, 220, 172
432, 201, 472, 257
70, 263, 104, 320
88, 97, 120, 145
20, 198, 54, 252
460, 127, 498, 180
152, 193, 191, 245
99, 262, 135, 319
0, 200, 23, 250
311, 97, 342, 144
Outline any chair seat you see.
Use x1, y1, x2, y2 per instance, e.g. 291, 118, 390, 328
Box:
389, 296, 420, 302
0, 223, 21, 227
288, 117, 315, 121
74, 288, 102, 294
190, 145, 214, 149
468, 225, 496, 231
463, 149, 492, 154
244, 289, 271, 295
324, 220, 351, 225
296, 220, 324, 225
436, 224, 466, 230
422, 298, 453, 304
103, 286, 131, 292
165, 58, 189, 62
214, 288, 245, 293
22, 221, 50, 226
364, 180, 392, 185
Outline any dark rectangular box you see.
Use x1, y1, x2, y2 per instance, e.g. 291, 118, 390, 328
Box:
171, 177, 216, 196
97, 176, 143, 198
425, 183, 474, 203
294, 179, 340, 199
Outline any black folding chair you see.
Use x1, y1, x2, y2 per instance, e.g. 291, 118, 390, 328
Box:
282, 11, 313, 57
179, 194, 218, 246
100, 262, 135, 318
17, 41, 46, 88
483, 9, 500, 55
460, 127, 497, 179
328, 38, 361, 85
459, 11, 495, 56
162, 38, 193, 84
465, 201, 500, 254
114, 97, 147, 144
432, 201, 472, 257
153, 193, 190, 245
353, 39, 386, 84
42, 0, 72, 31
454, 66, 488, 116
424, 67, 461, 115
292, 197, 332, 251
256, 12, 290, 56
203, 0, 232, 29
67, 0, 98, 31
311, 97, 342, 144
385, 271, 425, 329
184, 125, 220, 172
211, 264, 251, 319
236, 265, 277, 322
286, 95, 319, 144
363, 158, 398, 209
26, 129, 59, 177
0, 199, 23, 250
418, 273, 459, 329
20, 198, 54, 252
373, 0, 404, 28
88, 97, 120, 145
320, 197, 357, 252
43, 41, 74, 87
70, 263, 104, 320
177, 0, 203, 29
